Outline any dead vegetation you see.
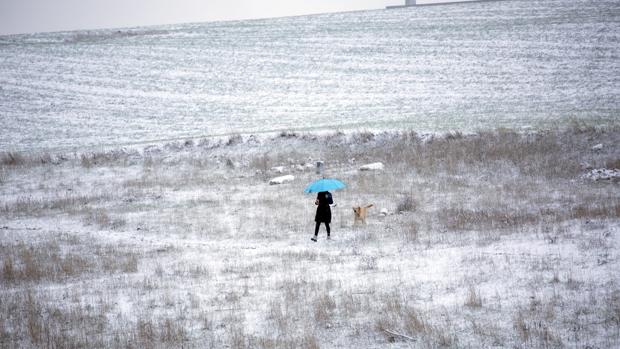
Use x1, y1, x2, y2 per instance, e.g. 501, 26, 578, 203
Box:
0, 236, 139, 284
0, 127, 618, 348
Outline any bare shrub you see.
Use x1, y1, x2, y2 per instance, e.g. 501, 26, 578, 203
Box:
83, 208, 127, 230
397, 196, 417, 213
352, 131, 375, 144
568, 119, 598, 134
564, 274, 582, 291
403, 308, 427, 335
188, 265, 210, 279
444, 131, 463, 141
101, 251, 138, 273
280, 250, 318, 262
465, 286, 483, 308
80, 153, 112, 168
314, 294, 337, 324
279, 130, 299, 138
0, 317, 10, 345
300, 334, 321, 349
227, 134, 243, 146
401, 220, 420, 241
225, 157, 236, 169
376, 305, 428, 344
228, 323, 247, 349
250, 154, 272, 179
339, 291, 363, 318
432, 325, 456, 347
0, 152, 26, 166
513, 305, 564, 348
551, 271, 560, 283
267, 300, 290, 335
603, 289, 620, 329
513, 311, 529, 342
25, 291, 43, 345
359, 256, 378, 271
2, 255, 14, 282
38, 152, 53, 165
160, 317, 188, 344
137, 317, 156, 347
133, 317, 189, 348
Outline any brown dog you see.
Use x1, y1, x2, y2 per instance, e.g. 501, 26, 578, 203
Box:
353, 204, 374, 225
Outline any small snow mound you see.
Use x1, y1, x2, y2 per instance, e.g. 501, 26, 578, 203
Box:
380, 208, 389, 216
359, 162, 384, 171
271, 166, 285, 174
582, 168, 620, 182
269, 175, 295, 185
591, 143, 604, 151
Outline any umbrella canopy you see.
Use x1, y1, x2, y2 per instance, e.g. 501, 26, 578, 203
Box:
304, 178, 346, 193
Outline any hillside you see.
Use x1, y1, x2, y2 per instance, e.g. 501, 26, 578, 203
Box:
1, 0, 618, 151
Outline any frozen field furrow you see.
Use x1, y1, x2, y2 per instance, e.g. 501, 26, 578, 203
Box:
1, 0, 619, 151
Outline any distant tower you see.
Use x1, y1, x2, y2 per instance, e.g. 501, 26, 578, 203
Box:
406, 0, 416, 5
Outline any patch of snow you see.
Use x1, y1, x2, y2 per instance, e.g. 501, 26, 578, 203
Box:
269, 175, 295, 185
359, 162, 384, 171
270, 166, 285, 174
582, 168, 620, 181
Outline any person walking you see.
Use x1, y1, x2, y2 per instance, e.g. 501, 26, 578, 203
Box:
312, 191, 333, 241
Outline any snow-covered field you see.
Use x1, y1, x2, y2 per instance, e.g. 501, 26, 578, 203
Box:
1, 0, 619, 347
1, 0, 619, 152
1, 128, 619, 348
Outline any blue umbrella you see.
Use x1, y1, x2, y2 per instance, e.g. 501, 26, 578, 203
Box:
304, 178, 346, 193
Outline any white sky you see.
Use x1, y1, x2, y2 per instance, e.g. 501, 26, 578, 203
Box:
0, 0, 407, 35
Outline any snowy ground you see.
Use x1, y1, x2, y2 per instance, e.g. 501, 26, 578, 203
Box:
1, 0, 619, 152
1, 127, 619, 348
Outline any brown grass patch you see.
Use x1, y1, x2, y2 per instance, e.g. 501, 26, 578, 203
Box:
440, 208, 540, 231
0, 240, 139, 284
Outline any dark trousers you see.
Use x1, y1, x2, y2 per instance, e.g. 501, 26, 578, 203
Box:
315, 222, 330, 236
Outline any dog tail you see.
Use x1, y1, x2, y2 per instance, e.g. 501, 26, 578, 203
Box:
366, 204, 374, 208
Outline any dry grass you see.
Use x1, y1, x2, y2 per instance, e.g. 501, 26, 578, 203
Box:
1, 152, 27, 166
0, 238, 139, 284
136, 316, 189, 347
401, 219, 420, 243
255, 334, 322, 349
0, 127, 618, 348
80, 149, 140, 168
465, 286, 483, 308
1, 193, 115, 217
0, 151, 66, 169
313, 293, 337, 324
82, 208, 127, 230
374, 293, 459, 347
396, 196, 418, 213
440, 207, 541, 231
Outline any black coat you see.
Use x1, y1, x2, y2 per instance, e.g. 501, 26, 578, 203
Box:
314, 191, 333, 223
